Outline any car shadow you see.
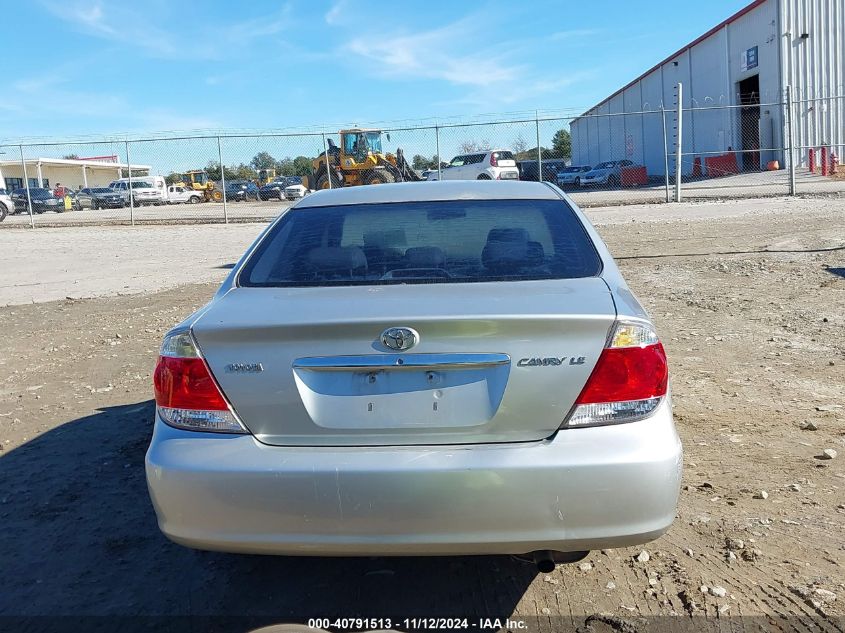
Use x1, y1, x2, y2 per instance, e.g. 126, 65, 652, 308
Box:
0, 401, 537, 630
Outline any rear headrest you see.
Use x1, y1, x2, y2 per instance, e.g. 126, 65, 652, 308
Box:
404, 246, 445, 268
482, 228, 542, 270
306, 246, 367, 273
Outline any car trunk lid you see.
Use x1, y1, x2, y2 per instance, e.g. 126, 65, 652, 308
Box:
191, 279, 616, 446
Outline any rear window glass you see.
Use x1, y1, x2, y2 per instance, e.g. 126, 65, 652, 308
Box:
240, 199, 601, 287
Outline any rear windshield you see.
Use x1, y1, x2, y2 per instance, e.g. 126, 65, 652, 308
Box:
240, 199, 601, 287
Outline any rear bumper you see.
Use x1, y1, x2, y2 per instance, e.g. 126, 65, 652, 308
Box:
145, 402, 682, 556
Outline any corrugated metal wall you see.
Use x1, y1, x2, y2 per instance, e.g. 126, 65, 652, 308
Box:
570, 0, 843, 176
781, 0, 845, 164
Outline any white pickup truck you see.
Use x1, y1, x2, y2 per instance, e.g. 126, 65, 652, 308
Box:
166, 186, 204, 204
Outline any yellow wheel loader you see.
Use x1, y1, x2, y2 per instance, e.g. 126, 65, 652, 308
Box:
256, 168, 277, 186
305, 129, 422, 190
174, 170, 224, 202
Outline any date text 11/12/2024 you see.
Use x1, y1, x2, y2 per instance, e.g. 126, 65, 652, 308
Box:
307, 617, 529, 630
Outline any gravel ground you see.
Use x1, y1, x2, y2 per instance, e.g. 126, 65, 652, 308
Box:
0, 197, 843, 631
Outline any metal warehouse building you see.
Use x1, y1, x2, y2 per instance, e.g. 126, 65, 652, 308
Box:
570, 0, 845, 177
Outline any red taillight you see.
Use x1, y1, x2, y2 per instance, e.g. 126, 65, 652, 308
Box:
566, 321, 668, 428
154, 356, 229, 411
575, 343, 668, 404
490, 152, 498, 167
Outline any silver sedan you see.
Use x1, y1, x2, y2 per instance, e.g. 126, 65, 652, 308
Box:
146, 181, 682, 569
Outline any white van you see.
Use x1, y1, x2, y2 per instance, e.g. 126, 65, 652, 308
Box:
107, 178, 164, 206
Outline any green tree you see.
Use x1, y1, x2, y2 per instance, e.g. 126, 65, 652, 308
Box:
165, 172, 182, 185
291, 156, 313, 176
205, 160, 223, 181
232, 163, 258, 180
551, 128, 572, 160
62, 153, 80, 160
515, 146, 554, 161
250, 151, 277, 170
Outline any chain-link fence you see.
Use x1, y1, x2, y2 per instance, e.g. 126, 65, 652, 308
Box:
1, 85, 843, 227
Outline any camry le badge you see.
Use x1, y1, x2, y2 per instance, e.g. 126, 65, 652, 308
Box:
225, 362, 264, 373
517, 356, 585, 367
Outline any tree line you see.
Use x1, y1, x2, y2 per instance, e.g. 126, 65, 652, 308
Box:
164, 152, 314, 185
160, 127, 571, 183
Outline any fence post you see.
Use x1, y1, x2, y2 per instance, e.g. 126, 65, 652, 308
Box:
435, 124, 442, 181
674, 83, 683, 203
125, 140, 134, 226
217, 136, 228, 224
661, 106, 670, 203
786, 86, 796, 195
535, 111, 543, 182
322, 132, 332, 189
19, 145, 34, 228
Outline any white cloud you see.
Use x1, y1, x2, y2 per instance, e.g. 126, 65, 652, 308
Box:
37, 0, 292, 61
548, 28, 601, 41
325, 0, 347, 25
343, 17, 522, 87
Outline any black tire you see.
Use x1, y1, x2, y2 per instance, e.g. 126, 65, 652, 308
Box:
365, 170, 395, 185
189, 196, 201, 204
477, 174, 492, 180
315, 170, 343, 190
607, 175, 619, 188
574, 177, 581, 187
0, 203, 7, 222
92, 201, 99, 211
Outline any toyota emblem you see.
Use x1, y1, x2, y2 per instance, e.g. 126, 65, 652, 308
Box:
380, 327, 419, 351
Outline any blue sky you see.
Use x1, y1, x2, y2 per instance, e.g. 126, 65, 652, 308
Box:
3, 0, 753, 144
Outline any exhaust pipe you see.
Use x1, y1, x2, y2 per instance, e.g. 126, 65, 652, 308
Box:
532, 550, 556, 573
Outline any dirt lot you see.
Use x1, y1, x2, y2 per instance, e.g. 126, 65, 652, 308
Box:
0, 197, 843, 632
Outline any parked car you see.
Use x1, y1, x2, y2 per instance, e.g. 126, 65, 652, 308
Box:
166, 186, 203, 204
580, 160, 635, 187
145, 180, 681, 567
107, 180, 163, 206
283, 182, 311, 201
517, 160, 560, 182
0, 188, 12, 221
10, 187, 65, 214
224, 180, 259, 202
259, 177, 302, 200
556, 165, 592, 188
426, 150, 519, 181
72, 187, 125, 210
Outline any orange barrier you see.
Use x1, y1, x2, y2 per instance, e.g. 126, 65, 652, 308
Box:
620, 165, 648, 186
704, 153, 739, 177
